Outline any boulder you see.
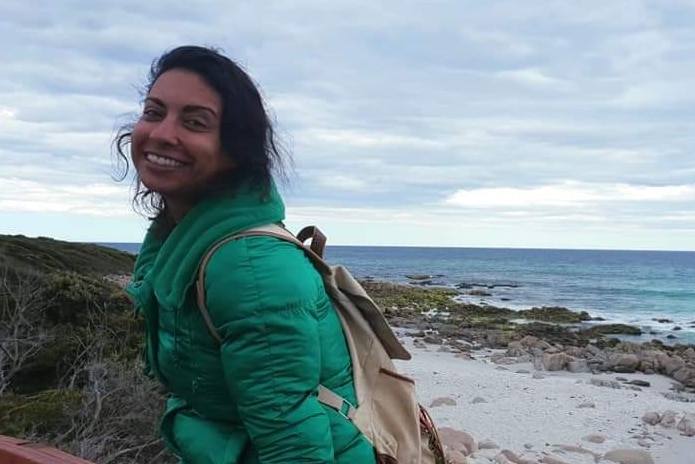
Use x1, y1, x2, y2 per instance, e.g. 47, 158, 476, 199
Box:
672, 366, 695, 384
430, 396, 457, 407
542, 353, 573, 371
677, 413, 695, 436
660, 410, 680, 428
438, 427, 477, 456
603, 448, 654, 464
642, 412, 661, 425
608, 353, 639, 372
567, 360, 591, 373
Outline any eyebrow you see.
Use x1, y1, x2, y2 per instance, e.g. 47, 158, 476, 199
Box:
145, 97, 218, 117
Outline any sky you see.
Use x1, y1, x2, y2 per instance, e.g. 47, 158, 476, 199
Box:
0, 0, 694, 250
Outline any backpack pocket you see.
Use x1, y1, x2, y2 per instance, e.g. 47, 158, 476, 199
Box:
368, 367, 421, 463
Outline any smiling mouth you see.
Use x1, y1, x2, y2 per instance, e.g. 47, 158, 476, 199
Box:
145, 152, 187, 168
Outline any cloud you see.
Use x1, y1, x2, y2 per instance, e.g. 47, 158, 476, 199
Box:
496, 68, 571, 90
0, 178, 132, 216
1, 0, 694, 248
445, 182, 695, 208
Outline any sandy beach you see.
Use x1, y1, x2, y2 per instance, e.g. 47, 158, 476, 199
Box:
395, 333, 695, 464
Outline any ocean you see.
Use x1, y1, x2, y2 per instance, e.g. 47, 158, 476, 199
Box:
102, 243, 695, 345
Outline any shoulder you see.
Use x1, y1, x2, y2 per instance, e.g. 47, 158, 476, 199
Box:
204, 235, 322, 311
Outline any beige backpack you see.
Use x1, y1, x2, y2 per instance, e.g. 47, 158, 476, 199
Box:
196, 224, 446, 464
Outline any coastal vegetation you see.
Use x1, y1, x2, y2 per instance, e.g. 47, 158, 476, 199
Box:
0, 234, 172, 463
1, 234, 693, 462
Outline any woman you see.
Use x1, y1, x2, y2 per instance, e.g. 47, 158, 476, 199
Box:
117, 45, 376, 464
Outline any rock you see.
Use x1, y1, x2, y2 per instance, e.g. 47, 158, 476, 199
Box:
532, 372, 545, 380
603, 448, 654, 464
507, 341, 529, 357
673, 366, 695, 384
582, 434, 606, 443
577, 402, 596, 409
589, 378, 622, 389
469, 289, 492, 296
471, 396, 488, 404
567, 359, 591, 373
609, 353, 640, 372
540, 456, 571, 464
564, 346, 586, 358
515, 369, 531, 374
586, 344, 607, 358
519, 335, 552, 350
494, 449, 535, 464
659, 410, 680, 428
478, 439, 499, 450
542, 353, 573, 371
583, 323, 642, 336
438, 427, 478, 456
677, 413, 695, 436
673, 326, 682, 331
518, 306, 592, 323
551, 445, 600, 459
683, 347, 695, 360
663, 355, 685, 376
492, 352, 527, 365
423, 335, 443, 345
430, 396, 457, 407
445, 450, 468, 464
638, 437, 654, 447
614, 365, 637, 374
627, 380, 651, 387
661, 392, 695, 403
654, 318, 673, 323
641, 412, 661, 425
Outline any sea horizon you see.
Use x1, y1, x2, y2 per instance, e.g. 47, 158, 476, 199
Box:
98, 241, 695, 346
96, 242, 695, 254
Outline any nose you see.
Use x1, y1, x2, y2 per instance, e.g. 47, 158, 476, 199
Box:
149, 115, 179, 145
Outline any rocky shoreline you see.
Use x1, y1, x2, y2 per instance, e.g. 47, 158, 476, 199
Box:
364, 281, 695, 396
370, 281, 695, 464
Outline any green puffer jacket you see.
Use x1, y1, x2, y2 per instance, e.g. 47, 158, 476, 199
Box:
126, 185, 376, 464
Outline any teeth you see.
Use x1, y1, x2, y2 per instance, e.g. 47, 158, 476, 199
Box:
146, 153, 185, 167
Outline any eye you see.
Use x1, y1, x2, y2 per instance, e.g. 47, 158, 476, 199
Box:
142, 107, 163, 120
184, 118, 208, 130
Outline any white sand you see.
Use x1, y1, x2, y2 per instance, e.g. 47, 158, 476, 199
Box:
394, 335, 695, 464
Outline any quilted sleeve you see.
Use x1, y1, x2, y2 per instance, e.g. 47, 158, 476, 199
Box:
203, 236, 334, 463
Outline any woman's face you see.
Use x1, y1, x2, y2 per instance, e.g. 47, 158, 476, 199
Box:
131, 69, 234, 212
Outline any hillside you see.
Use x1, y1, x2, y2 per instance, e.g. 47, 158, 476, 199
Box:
0, 234, 135, 276
0, 234, 170, 463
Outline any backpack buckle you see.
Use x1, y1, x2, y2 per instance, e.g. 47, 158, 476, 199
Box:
338, 398, 356, 420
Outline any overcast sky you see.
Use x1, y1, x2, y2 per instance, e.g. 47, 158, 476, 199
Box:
1, 0, 694, 250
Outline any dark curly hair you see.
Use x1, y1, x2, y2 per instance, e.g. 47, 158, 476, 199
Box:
114, 45, 289, 232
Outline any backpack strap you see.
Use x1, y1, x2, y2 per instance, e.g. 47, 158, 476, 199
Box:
195, 224, 358, 420
296, 226, 327, 258
195, 223, 331, 343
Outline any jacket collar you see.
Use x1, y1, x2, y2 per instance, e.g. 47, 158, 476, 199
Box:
132, 183, 285, 310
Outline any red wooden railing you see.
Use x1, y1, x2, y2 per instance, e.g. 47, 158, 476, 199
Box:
0, 435, 93, 463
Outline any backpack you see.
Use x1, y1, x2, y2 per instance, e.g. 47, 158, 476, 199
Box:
196, 224, 446, 464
